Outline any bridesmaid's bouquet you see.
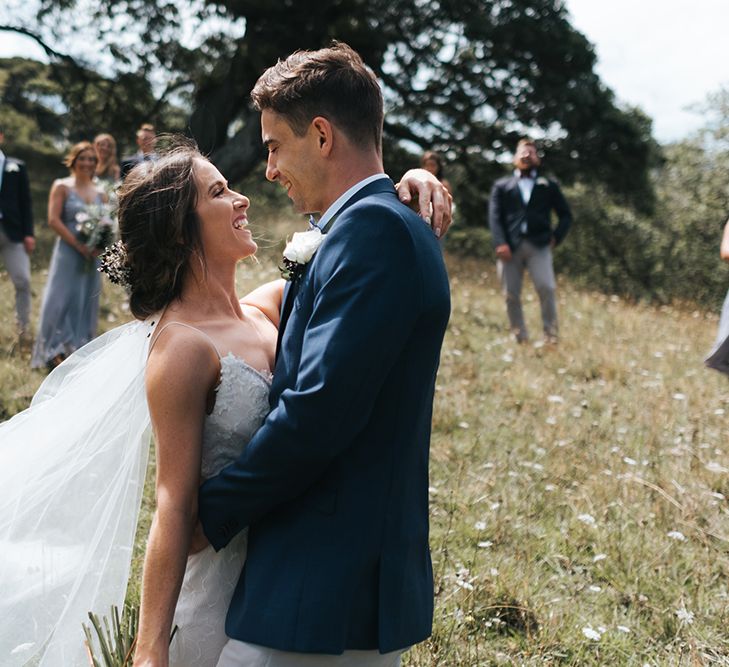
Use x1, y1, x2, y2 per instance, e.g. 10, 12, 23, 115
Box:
76, 203, 117, 253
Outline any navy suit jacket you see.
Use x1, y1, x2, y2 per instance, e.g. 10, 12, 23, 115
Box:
0, 158, 33, 242
488, 173, 571, 250
198, 178, 451, 654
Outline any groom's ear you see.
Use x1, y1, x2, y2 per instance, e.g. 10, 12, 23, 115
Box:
311, 117, 334, 157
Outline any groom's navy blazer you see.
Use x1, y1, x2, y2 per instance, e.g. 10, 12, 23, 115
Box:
199, 178, 451, 654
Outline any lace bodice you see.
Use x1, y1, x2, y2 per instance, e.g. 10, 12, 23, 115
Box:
200, 353, 272, 479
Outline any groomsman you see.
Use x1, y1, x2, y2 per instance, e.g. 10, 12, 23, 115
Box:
0, 126, 34, 350
488, 138, 572, 344
120, 123, 158, 179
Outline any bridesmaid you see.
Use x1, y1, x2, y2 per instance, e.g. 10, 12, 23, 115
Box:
94, 133, 121, 185
706, 218, 729, 375
31, 142, 107, 370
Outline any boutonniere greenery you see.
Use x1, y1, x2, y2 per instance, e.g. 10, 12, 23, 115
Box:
5, 162, 20, 173
536, 177, 549, 186
280, 228, 324, 281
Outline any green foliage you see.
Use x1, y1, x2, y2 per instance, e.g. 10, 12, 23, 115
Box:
7, 0, 656, 210
442, 226, 493, 261
653, 138, 729, 306
556, 182, 668, 302
0, 58, 66, 212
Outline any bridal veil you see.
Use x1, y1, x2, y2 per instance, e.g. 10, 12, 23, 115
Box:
0, 316, 157, 665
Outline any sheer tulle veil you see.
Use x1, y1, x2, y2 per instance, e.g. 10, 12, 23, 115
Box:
0, 315, 159, 665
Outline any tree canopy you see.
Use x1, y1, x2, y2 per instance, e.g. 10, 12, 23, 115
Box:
2, 0, 659, 224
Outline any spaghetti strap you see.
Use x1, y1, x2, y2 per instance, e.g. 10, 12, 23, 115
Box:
148, 321, 222, 359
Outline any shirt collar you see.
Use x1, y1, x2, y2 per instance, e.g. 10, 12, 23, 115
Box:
314, 173, 389, 231
514, 168, 537, 179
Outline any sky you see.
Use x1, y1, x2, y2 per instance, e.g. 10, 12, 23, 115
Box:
1, 1, 728, 144
565, 0, 728, 142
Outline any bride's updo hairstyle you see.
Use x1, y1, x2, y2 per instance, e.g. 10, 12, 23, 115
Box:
115, 142, 205, 320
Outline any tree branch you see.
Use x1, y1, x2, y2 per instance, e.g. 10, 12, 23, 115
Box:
0, 25, 80, 69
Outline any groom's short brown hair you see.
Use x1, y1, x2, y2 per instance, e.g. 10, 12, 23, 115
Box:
251, 41, 383, 152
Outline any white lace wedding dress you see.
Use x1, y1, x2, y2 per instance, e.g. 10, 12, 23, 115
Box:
168, 351, 272, 667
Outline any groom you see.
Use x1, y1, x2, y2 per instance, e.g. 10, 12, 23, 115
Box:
198, 42, 451, 666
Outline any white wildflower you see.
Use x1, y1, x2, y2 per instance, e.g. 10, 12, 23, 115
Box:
474, 521, 486, 531
577, 513, 596, 526
593, 553, 607, 562
623, 457, 637, 466
547, 395, 564, 403
582, 627, 602, 641
617, 625, 631, 633
673, 393, 686, 401
667, 530, 686, 542
675, 607, 694, 624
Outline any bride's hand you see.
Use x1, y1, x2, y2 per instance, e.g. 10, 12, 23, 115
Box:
132, 645, 168, 667
396, 168, 453, 239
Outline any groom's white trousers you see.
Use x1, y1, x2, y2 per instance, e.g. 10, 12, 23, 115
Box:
216, 640, 403, 666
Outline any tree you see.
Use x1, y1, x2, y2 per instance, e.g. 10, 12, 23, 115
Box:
3, 0, 657, 224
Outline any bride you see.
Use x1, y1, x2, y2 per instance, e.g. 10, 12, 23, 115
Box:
0, 143, 449, 666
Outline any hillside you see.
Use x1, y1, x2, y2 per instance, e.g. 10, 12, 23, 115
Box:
1, 225, 727, 664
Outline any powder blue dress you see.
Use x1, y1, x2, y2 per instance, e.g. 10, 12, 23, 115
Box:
31, 190, 102, 368
706, 290, 729, 375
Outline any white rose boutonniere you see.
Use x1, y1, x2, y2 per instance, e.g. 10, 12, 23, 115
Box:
5, 162, 20, 173
280, 227, 324, 281
536, 177, 549, 186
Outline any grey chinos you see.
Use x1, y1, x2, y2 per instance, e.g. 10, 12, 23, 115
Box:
497, 239, 557, 342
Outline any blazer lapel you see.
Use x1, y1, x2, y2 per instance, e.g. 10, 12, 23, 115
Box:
275, 279, 298, 363
274, 176, 396, 361
507, 176, 525, 207
527, 177, 547, 209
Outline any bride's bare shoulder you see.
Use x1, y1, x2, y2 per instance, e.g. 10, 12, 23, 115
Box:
146, 322, 220, 400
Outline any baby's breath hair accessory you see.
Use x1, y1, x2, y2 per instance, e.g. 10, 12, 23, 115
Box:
99, 240, 132, 290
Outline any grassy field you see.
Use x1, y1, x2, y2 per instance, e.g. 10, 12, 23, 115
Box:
1, 218, 728, 665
